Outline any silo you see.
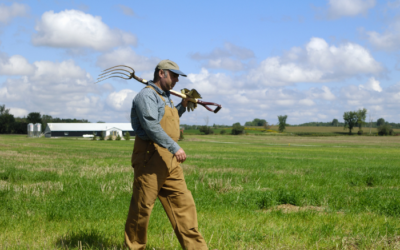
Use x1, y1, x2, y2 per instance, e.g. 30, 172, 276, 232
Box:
34, 123, 42, 137
27, 123, 34, 137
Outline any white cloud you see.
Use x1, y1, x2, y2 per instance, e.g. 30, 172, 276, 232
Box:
190, 42, 255, 71
9, 107, 28, 117
366, 18, 400, 51
308, 86, 336, 100
32, 10, 137, 51
0, 59, 103, 119
0, 53, 36, 76
359, 77, 382, 92
106, 89, 137, 111
96, 47, 160, 71
0, 3, 29, 24
247, 37, 383, 86
326, 0, 376, 19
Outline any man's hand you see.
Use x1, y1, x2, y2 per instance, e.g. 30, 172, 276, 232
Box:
174, 148, 186, 163
181, 98, 191, 108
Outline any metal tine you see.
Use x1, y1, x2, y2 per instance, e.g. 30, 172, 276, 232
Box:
97, 71, 131, 80
95, 75, 129, 84
102, 65, 135, 73
99, 68, 132, 76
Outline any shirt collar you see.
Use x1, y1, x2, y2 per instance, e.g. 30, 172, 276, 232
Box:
148, 81, 170, 97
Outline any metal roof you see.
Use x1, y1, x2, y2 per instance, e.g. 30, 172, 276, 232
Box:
46, 123, 134, 131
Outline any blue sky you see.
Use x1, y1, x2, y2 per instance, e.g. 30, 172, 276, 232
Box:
1, 0, 399, 125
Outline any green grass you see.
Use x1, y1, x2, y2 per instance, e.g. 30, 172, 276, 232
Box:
1, 134, 400, 249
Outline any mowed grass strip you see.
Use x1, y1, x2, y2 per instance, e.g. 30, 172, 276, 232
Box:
0, 134, 399, 249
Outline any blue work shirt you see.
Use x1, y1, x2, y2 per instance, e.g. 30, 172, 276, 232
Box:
130, 81, 186, 154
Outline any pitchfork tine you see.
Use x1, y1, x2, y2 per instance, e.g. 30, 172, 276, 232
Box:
95, 75, 130, 84
98, 70, 132, 78
97, 72, 131, 80
102, 65, 135, 73
99, 68, 132, 76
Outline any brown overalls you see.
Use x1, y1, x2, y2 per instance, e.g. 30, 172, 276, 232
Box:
125, 86, 208, 250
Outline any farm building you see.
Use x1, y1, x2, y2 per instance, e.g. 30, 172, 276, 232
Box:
44, 123, 135, 138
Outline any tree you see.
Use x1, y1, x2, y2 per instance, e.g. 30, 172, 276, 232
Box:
343, 111, 358, 134
277, 115, 288, 132
231, 122, 244, 135
356, 108, 367, 134
124, 132, 131, 141
27, 112, 42, 124
331, 118, 339, 127
0, 104, 15, 133
377, 118, 385, 126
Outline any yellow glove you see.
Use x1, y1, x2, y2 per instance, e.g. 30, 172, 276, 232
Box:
181, 88, 201, 112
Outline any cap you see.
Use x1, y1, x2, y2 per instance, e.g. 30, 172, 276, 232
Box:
156, 59, 187, 77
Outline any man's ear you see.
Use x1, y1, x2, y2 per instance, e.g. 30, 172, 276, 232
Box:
158, 69, 164, 79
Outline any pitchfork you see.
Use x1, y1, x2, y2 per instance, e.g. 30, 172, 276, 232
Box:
95, 65, 222, 113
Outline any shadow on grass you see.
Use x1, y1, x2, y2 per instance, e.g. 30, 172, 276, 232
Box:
56, 230, 168, 249
56, 229, 122, 249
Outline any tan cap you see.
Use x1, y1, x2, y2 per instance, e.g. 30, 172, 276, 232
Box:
156, 59, 187, 77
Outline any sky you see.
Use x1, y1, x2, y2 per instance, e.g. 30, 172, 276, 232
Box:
1, 0, 400, 125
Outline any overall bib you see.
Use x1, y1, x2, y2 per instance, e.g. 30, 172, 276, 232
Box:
125, 86, 208, 250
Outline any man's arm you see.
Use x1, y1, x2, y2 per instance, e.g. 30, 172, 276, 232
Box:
135, 89, 181, 154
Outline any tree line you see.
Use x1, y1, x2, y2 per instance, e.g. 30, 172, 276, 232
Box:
0, 104, 89, 134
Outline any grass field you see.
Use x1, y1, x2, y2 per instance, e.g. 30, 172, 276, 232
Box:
183, 126, 400, 136
1, 134, 400, 249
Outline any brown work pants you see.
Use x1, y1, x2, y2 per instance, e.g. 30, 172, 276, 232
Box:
125, 137, 208, 250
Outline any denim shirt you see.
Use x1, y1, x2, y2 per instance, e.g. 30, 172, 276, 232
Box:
130, 81, 186, 154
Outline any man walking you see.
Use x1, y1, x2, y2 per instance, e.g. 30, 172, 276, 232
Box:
125, 60, 208, 250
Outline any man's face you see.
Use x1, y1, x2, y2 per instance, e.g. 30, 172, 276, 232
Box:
159, 70, 179, 92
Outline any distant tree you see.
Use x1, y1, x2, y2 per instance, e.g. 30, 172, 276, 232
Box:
343, 111, 358, 134
27, 112, 42, 124
376, 118, 385, 126
331, 118, 339, 127
0, 104, 15, 133
377, 124, 393, 136
245, 118, 267, 126
356, 108, 367, 134
263, 121, 271, 129
231, 122, 244, 135
97, 121, 105, 123
124, 132, 131, 141
220, 129, 227, 135
99, 132, 105, 140
116, 134, 121, 141
277, 115, 288, 132
199, 126, 214, 135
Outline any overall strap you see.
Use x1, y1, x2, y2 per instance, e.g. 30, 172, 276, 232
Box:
145, 85, 166, 104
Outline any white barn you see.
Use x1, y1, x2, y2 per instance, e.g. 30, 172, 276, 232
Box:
44, 123, 135, 138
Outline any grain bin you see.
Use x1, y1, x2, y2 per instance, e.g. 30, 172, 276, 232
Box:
27, 123, 34, 137
34, 123, 42, 137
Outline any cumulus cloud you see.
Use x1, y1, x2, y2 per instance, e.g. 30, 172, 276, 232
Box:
0, 53, 36, 76
106, 89, 137, 111
247, 37, 383, 86
9, 107, 28, 117
0, 59, 104, 119
323, 0, 376, 19
359, 77, 382, 92
190, 42, 255, 71
0, 3, 29, 24
32, 10, 137, 50
366, 18, 400, 51
96, 47, 160, 71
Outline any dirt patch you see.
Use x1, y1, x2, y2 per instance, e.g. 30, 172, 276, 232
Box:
265, 204, 325, 213
0, 143, 11, 147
